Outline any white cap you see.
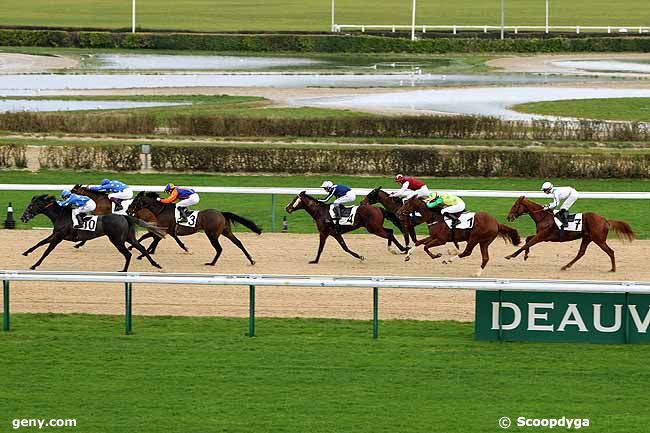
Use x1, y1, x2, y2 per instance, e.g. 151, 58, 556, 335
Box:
321, 180, 333, 189
541, 181, 553, 191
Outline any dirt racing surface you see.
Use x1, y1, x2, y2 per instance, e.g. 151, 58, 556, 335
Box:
0, 230, 645, 322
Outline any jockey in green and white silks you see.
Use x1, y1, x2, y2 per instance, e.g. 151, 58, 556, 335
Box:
424, 192, 465, 227
541, 181, 579, 228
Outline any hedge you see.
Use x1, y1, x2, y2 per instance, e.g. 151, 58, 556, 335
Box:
0, 112, 156, 135
150, 145, 650, 178
38, 144, 141, 171
2, 28, 650, 53
0, 144, 27, 168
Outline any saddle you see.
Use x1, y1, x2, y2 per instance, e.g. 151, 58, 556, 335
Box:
329, 205, 358, 226
553, 211, 583, 232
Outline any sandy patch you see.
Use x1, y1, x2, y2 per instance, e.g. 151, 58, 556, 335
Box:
0, 53, 78, 74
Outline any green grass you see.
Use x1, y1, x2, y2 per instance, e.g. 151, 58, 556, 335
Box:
1, 314, 649, 433
1, 170, 649, 238
514, 98, 650, 122
1, 0, 649, 31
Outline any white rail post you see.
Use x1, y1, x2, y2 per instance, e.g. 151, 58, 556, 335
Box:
453, 25, 457, 35
132, 0, 136, 33
576, 25, 580, 34
361, 25, 365, 32
392, 25, 396, 32
608, 26, 611, 34
500, 0, 505, 40
411, 0, 417, 41
514, 26, 518, 34
331, 0, 335, 32
484, 26, 488, 33
545, 0, 549, 33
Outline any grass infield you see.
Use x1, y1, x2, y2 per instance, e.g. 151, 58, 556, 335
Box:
0, 314, 648, 432
1, 171, 649, 238
514, 98, 650, 123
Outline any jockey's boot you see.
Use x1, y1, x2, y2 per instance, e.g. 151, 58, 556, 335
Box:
177, 207, 189, 223
112, 199, 123, 212
558, 209, 569, 228
73, 213, 85, 229
332, 205, 342, 233
447, 213, 460, 229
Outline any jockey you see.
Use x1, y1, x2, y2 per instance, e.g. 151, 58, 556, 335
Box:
541, 181, 578, 229
319, 180, 356, 225
57, 189, 96, 229
89, 178, 133, 212
425, 191, 465, 228
158, 183, 199, 223
390, 174, 430, 201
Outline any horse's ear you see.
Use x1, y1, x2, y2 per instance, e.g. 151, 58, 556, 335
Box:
299, 190, 306, 195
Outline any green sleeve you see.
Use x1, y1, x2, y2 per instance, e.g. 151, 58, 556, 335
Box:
426, 197, 442, 208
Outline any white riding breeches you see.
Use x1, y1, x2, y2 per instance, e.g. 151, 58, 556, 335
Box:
72, 200, 96, 217
400, 185, 431, 201
441, 199, 465, 215
108, 188, 133, 201
177, 193, 200, 208
560, 191, 578, 211
333, 191, 356, 205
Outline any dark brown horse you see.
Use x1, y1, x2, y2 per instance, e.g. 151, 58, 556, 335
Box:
361, 187, 422, 250
127, 192, 261, 266
399, 196, 521, 276
71, 185, 190, 253
505, 196, 635, 272
285, 192, 406, 263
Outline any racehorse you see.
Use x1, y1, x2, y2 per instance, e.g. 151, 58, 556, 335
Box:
20, 195, 164, 272
127, 192, 261, 266
505, 196, 635, 272
399, 196, 521, 276
361, 187, 422, 250
285, 191, 407, 263
71, 184, 190, 254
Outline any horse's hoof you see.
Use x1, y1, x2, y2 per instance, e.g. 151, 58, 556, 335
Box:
154, 263, 162, 269
22, 252, 28, 256
404, 256, 410, 262
505, 255, 512, 260
610, 269, 616, 273
29, 266, 36, 270
250, 260, 256, 266
204, 262, 215, 266
561, 266, 569, 271
136, 256, 143, 261
524, 256, 529, 261
434, 253, 443, 259
308, 260, 318, 264
183, 250, 193, 255
359, 256, 366, 262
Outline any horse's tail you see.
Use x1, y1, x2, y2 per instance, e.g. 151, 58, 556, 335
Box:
223, 212, 263, 235
608, 220, 635, 242
497, 224, 521, 246
380, 208, 404, 231
125, 215, 166, 239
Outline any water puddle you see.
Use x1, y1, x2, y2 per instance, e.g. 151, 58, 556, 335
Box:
552, 60, 650, 74
0, 99, 186, 113
86, 54, 325, 70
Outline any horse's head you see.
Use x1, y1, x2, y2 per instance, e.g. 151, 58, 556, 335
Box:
127, 191, 158, 216
507, 196, 528, 222
285, 191, 307, 214
361, 187, 381, 206
21, 194, 56, 223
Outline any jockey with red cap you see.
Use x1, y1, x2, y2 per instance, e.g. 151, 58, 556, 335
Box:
390, 174, 430, 201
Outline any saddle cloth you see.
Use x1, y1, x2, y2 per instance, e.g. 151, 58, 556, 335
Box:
330, 205, 358, 226
443, 212, 475, 229
112, 199, 133, 216
554, 212, 583, 232
175, 208, 199, 228
72, 215, 99, 232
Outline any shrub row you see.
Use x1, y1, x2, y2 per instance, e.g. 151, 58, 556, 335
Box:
0, 112, 156, 135
151, 145, 650, 178
38, 144, 141, 171
2, 28, 650, 53
0, 144, 27, 168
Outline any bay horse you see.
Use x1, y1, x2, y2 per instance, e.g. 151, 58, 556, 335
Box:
70, 184, 190, 254
505, 196, 635, 272
285, 191, 406, 263
127, 192, 261, 266
399, 196, 521, 276
20, 195, 164, 271
361, 187, 422, 250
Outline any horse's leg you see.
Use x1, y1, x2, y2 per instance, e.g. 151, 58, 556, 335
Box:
422, 237, 446, 261
74, 240, 87, 249
22, 234, 54, 256
108, 237, 133, 272
224, 232, 256, 265
593, 239, 616, 272
458, 237, 479, 258
310, 233, 329, 264
128, 231, 154, 251
332, 233, 365, 261
205, 232, 223, 266
505, 234, 544, 260
561, 237, 591, 271
369, 226, 404, 255
474, 241, 491, 277
136, 236, 161, 260
29, 237, 63, 270
523, 235, 535, 261
171, 233, 190, 253
126, 230, 162, 269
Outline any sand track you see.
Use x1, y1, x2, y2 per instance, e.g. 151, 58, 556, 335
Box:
0, 230, 645, 322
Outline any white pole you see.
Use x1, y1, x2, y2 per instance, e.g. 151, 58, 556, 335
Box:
331, 0, 335, 32
500, 0, 504, 40
132, 0, 136, 33
545, 0, 549, 33
411, 0, 417, 41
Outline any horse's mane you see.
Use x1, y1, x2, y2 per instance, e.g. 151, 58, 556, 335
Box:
144, 191, 160, 199
74, 184, 108, 197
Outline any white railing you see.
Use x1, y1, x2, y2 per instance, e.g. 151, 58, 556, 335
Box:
334, 24, 650, 35
2, 270, 650, 337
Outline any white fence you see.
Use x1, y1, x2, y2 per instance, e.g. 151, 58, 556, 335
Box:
3, 270, 650, 337
334, 24, 650, 35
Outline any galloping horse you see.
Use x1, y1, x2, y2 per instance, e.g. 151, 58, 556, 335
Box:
21, 195, 164, 271
285, 192, 406, 263
127, 192, 261, 266
399, 196, 521, 276
361, 187, 422, 249
71, 184, 190, 253
505, 196, 635, 272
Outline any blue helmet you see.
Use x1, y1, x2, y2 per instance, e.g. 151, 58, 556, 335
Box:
101, 178, 111, 185
165, 183, 175, 193
61, 190, 71, 199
